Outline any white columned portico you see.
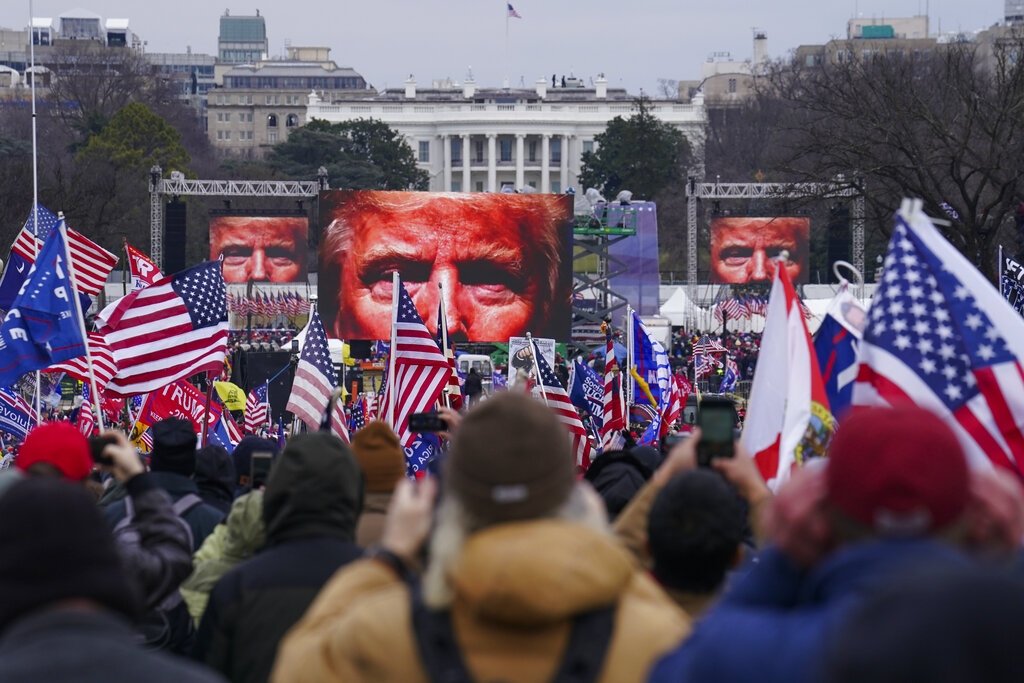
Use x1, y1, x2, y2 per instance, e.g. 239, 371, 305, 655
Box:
541, 133, 551, 193
461, 134, 471, 192
442, 134, 452, 192
515, 134, 525, 190
560, 134, 569, 192
487, 133, 497, 192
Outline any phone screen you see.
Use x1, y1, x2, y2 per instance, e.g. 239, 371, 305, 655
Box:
251, 452, 274, 488
697, 399, 736, 466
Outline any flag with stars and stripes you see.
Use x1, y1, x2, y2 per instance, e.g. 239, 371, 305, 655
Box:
285, 309, 348, 442
0, 223, 87, 387
11, 212, 116, 296
349, 399, 365, 433
77, 383, 94, 436
600, 327, 625, 451
244, 381, 269, 434
853, 200, 1024, 480
45, 332, 118, 389
97, 260, 228, 397
380, 276, 450, 451
531, 337, 593, 468
692, 334, 728, 356
0, 206, 63, 310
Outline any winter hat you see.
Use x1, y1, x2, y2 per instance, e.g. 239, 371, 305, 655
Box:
351, 421, 406, 493
148, 417, 198, 476
826, 405, 969, 536
262, 433, 364, 543
16, 422, 92, 481
446, 391, 575, 524
0, 478, 139, 632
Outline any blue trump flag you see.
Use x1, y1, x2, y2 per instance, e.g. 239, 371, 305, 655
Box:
0, 224, 85, 386
813, 285, 866, 420
569, 359, 605, 429
0, 206, 60, 311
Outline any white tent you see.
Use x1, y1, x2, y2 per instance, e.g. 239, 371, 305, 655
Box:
659, 286, 702, 326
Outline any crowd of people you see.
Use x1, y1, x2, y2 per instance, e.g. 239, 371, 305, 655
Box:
0, 390, 1022, 682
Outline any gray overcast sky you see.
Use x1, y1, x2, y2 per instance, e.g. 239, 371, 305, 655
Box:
6, 1, 1004, 94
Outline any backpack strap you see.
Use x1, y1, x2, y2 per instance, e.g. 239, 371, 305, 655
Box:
410, 582, 617, 683
550, 604, 616, 683
173, 493, 203, 517
410, 583, 473, 683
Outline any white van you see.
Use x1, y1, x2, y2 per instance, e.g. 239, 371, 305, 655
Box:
456, 354, 494, 393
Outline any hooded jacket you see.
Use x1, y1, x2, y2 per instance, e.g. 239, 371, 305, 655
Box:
181, 490, 266, 625
193, 434, 364, 683
271, 520, 690, 682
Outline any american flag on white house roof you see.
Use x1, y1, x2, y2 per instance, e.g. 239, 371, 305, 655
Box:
853, 200, 1024, 480
97, 260, 228, 397
381, 276, 450, 450
532, 337, 593, 468
286, 309, 348, 442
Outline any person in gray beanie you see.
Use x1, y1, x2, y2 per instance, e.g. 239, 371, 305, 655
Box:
272, 392, 689, 682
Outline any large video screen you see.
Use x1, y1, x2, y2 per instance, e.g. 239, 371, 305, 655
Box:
318, 190, 574, 342
709, 216, 810, 284
209, 215, 309, 283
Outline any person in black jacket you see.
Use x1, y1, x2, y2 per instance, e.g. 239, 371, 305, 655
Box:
193, 432, 364, 683
0, 478, 224, 683
104, 418, 226, 551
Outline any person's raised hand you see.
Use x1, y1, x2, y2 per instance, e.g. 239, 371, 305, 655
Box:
765, 462, 834, 567
713, 440, 771, 507
99, 429, 145, 483
381, 476, 438, 562
436, 406, 462, 442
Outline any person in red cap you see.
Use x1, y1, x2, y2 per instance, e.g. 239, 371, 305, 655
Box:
650, 403, 1024, 683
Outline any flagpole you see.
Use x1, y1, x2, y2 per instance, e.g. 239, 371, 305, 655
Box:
528, 333, 549, 406
201, 373, 214, 445
504, 3, 509, 89
999, 243, 1004, 285
122, 238, 128, 296
625, 306, 634, 407
438, 282, 451, 409
58, 218, 105, 432
29, 0, 42, 426
387, 272, 399, 428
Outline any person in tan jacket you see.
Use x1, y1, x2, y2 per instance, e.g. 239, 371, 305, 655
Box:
272, 392, 690, 682
350, 421, 406, 548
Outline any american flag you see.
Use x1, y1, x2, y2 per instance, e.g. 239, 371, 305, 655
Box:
532, 338, 593, 468
77, 383, 95, 436
45, 332, 118, 389
853, 201, 1024, 479
693, 334, 728, 355
98, 261, 228, 397
600, 328, 625, 451
286, 309, 348, 442
694, 353, 722, 379
661, 373, 683, 436
222, 408, 244, 443
735, 296, 751, 320
13, 220, 117, 295
244, 382, 269, 434
507, 3, 522, 18
349, 399, 366, 433
381, 276, 450, 449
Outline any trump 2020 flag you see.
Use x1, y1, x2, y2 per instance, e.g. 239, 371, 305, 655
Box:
1000, 250, 1024, 317
813, 283, 867, 420
0, 225, 86, 386
853, 199, 1024, 479
743, 263, 834, 489
569, 358, 604, 429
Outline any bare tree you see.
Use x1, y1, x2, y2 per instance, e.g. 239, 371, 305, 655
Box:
761, 33, 1024, 277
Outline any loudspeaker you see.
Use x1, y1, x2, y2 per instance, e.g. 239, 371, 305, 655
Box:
165, 200, 187, 274
235, 351, 294, 423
